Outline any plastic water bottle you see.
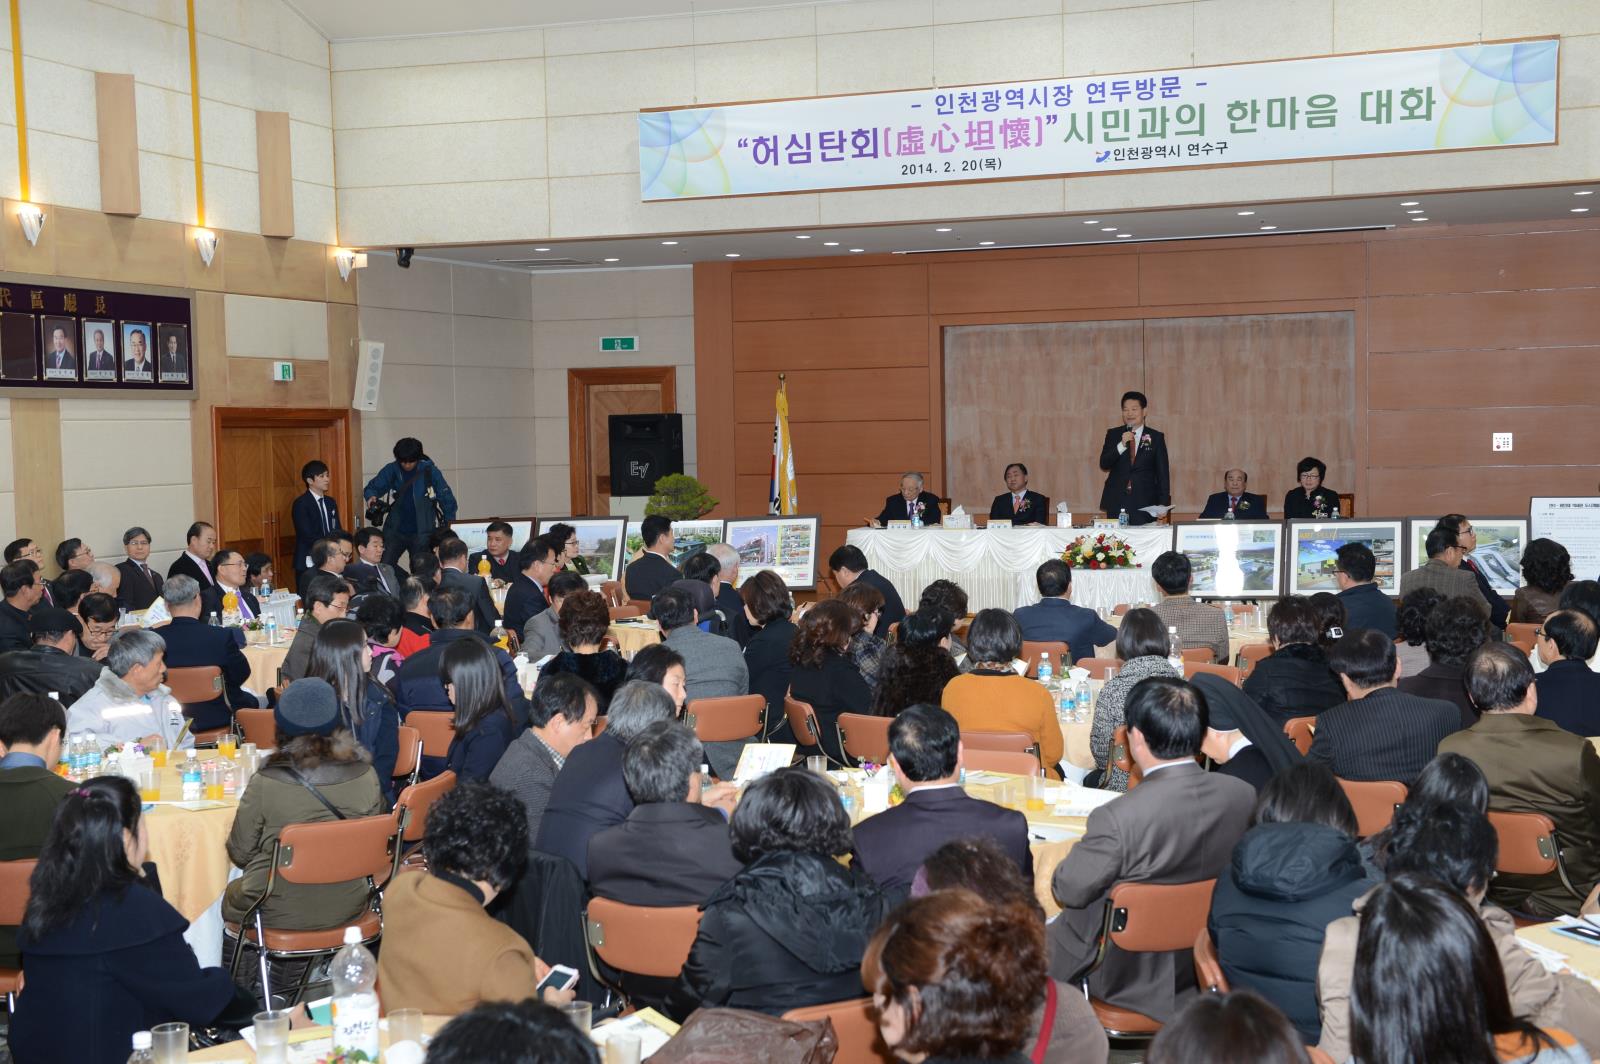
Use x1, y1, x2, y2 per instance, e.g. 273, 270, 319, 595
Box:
260, 579, 272, 600
1078, 680, 1093, 720
83, 732, 102, 777
208, 611, 221, 627
181, 751, 202, 801
1118, 508, 1129, 527
491, 618, 511, 653
1167, 626, 1184, 672
330, 926, 381, 1060
1057, 682, 1073, 724
1036, 651, 1053, 689
264, 614, 279, 646
126, 1031, 155, 1063
1223, 600, 1236, 627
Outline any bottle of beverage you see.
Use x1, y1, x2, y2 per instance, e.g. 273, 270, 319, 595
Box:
491, 618, 511, 653
208, 611, 221, 627
1223, 600, 1236, 627
1223, 507, 1235, 520
1118, 508, 1129, 527
126, 1031, 155, 1064
57, 732, 75, 778
476, 556, 492, 580
330, 926, 381, 1060
83, 732, 102, 778
1036, 651, 1053, 689
910, 505, 922, 529
264, 614, 279, 646
260, 579, 273, 600
1167, 626, 1184, 672
1056, 682, 1073, 724
181, 751, 202, 801
1076, 680, 1092, 721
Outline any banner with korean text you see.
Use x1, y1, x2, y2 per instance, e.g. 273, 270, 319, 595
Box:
639, 38, 1557, 201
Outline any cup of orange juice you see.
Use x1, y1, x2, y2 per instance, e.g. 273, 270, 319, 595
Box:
202, 761, 224, 801
1025, 774, 1048, 812
149, 738, 167, 768
217, 734, 237, 759
138, 767, 160, 803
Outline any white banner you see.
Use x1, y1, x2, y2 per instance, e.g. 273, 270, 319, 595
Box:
640, 39, 1557, 201
1532, 498, 1600, 585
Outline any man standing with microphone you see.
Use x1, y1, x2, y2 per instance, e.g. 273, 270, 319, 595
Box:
1098, 391, 1171, 525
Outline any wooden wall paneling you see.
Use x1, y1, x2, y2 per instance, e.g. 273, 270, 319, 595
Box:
733, 471, 896, 525
1137, 242, 1366, 307
1368, 406, 1600, 470
732, 419, 932, 477
225, 358, 331, 408
731, 316, 929, 372
1, 199, 57, 276
927, 254, 1140, 315
693, 263, 736, 517
219, 236, 330, 302
255, 111, 295, 239
1368, 228, 1600, 296
1369, 289, 1600, 352
325, 252, 356, 305
730, 263, 928, 321
1366, 467, 1600, 517
326, 303, 360, 502
732, 367, 929, 424
1369, 348, 1600, 409
10, 399, 64, 551
54, 209, 186, 288
94, 73, 141, 217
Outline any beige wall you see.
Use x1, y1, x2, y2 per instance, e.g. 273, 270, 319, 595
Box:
330, 0, 1600, 248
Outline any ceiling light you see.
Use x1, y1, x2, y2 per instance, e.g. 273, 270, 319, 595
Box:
1410, 217, 1429, 222
849, 248, 865, 253
1405, 209, 1424, 214
823, 241, 839, 246
724, 252, 741, 258
16, 203, 44, 246
1399, 201, 1419, 206
1259, 225, 1277, 231
1100, 227, 1118, 232
1236, 210, 1255, 216
1083, 219, 1100, 225
795, 234, 811, 240
935, 227, 952, 232
603, 257, 620, 262
660, 240, 678, 246
1116, 234, 1132, 239
1574, 190, 1594, 196
533, 247, 550, 252
1573, 207, 1592, 213
978, 240, 995, 246
334, 248, 368, 282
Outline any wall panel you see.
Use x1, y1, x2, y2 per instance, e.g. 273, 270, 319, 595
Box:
731, 264, 928, 321
1370, 289, 1600, 353
928, 255, 1140, 315
1137, 243, 1366, 306
732, 367, 929, 424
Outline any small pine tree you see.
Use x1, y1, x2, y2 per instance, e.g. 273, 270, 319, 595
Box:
646, 474, 718, 520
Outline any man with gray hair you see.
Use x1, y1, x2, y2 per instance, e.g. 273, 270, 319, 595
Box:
87, 561, 121, 599
66, 628, 193, 750
156, 573, 257, 730
588, 719, 741, 907
875, 471, 942, 527
706, 543, 751, 647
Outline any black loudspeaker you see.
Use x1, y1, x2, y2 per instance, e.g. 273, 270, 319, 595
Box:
608, 413, 684, 496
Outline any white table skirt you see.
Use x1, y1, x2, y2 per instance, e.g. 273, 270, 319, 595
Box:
847, 526, 1170, 614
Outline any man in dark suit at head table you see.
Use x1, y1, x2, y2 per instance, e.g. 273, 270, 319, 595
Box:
1097, 390, 1171, 526
1197, 468, 1270, 520
875, 472, 942, 527
988, 462, 1050, 526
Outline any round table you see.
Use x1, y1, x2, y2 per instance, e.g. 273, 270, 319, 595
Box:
186, 1014, 452, 1061
142, 751, 245, 967
241, 641, 291, 692
608, 619, 662, 658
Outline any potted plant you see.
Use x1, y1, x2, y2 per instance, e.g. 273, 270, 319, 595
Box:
645, 474, 718, 521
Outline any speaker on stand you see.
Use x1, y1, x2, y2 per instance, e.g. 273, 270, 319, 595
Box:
608, 413, 684, 496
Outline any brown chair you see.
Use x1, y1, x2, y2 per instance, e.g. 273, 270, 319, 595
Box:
1194, 927, 1229, 994
583, 898, 702, 997
1283, 716, 1316, 757
1080, 878, 1218, 1039
1186, 662, 1242, 686
836, 712, 891, 765
964, 749, 1040, 776
1180, 647, 1213, 664
1337, 778, 1407, 838
1506, 622, 1539, 655
405, 709, 456, 760
1337, 492, 1354, 518
1238, 643, 1272, 676
1021, 640, 1070, 678
392, 724, 423, 789
1308, 1047, 1336, 1064
1110, 724, 1143, 789
225, 814, 395, 1006
1488, 810, 1588, 904
1074, 658, 1125, 680
628, 598, 653, 616
389, 770, 458, 881
600, 580, 627, 607
784, 694, 825, 752
0, 859, 36, 1010
960, 730, 1036, 755
685, 694, 765, 744
165, 664, 233, 746
1111, 604, 1131, 616
236, 707, 276, 749
608, 604, 642, 621
782, 998, 895, 1064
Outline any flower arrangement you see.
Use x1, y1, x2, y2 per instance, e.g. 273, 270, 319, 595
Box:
1063, 533, 1139, 570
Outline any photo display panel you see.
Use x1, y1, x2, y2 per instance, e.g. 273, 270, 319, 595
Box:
0, 280, 192, 392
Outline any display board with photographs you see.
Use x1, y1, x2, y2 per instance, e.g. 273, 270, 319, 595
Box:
1289, 519, 1405, 596
1531, 498, 1600, 584
0, 280, 191, 392
451, 518, 536, 557
1174, 521, 1284, 599
537, 517, 626, 578
625, 518, 725, 569
1406, 517, 1526, 593
723, 515, 822, 590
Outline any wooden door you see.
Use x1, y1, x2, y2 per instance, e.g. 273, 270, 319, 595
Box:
214, 409, 350, 580
567, 367, 676, 515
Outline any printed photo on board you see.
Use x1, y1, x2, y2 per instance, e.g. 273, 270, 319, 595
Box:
41, 317, 77, 381
121, 322, 154, 382
81, 319, 117, 381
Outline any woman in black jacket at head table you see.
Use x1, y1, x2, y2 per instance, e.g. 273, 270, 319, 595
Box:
785, 599, 872, 763
739, 570, 797, 741
1282, 456, 1342, 520
10, 776, 257, 1064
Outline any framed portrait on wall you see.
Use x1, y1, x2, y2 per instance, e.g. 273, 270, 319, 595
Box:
81, 319, 117, 381
156, 324, 190, 383
120, 322, 154, 382
0, 313, 39, 380
40, 316, 78, 381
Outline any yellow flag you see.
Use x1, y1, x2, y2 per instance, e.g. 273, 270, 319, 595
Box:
769, 377, 797, 515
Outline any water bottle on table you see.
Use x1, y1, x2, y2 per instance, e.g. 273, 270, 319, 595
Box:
181, 751, 202, 801
1167, 626, 1184, 673
126, 1031, 154, 1064
1036, 651, 1052, 689
1118, 508, 1129, 527
331, 926, 381, 1060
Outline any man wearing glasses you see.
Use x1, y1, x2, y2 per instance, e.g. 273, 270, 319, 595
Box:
207, 550, 260, 622
281, 572, 352, 684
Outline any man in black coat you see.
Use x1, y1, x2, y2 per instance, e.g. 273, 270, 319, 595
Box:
166, 521, 218, 589
989, 462, 1050, 525
1333, 542, 1397, 638
827, 544, 904, 639
1098, 390, 1171, 525
1534, 610, 1600, 736
437, 538, 500, 633
0, 560, 44, 653
1198, 468, 1270, 520
0, 608, 102, 707
290, 460, 343, 587
156, 576, 255, 732
875, 472, 942, 526
115, 526, 164, 611
503, 537, 558, 635
393, 586, 528, 723
624, 515, 680, 601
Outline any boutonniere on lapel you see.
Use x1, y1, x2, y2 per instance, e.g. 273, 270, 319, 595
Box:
1237, 499, 1250, 512
1017, 498, 1031, 513
914, 500, 925, 515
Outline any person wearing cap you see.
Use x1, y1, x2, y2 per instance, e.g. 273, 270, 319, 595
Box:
224, 677, 387, 932
66, 629, 193, 752
0, 606, 103, 706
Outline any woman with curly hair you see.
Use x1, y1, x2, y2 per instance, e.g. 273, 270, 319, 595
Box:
1514, 538, 1574, 624
839, 580, 889, 687
540, 589, 627, 709
1398, 594, 1489, 728
788, 599, 871, 762
1394, 586, 1444, 681
872, 608, 959, 717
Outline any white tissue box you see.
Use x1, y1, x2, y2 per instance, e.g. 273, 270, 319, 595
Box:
945, 514, 973, 529
1056, 512, 1074, 527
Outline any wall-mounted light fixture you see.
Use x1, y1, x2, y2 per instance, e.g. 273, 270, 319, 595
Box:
193, 228, 219, 267
334, 249, 369, 282
16, 203, 45, 246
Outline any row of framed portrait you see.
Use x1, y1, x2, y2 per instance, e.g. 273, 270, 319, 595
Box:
1, 316, 191, 385
451, 514, 823, 590
1169, 516, 1529, 601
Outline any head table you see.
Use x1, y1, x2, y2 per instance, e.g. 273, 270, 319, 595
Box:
846, 525, 1171, 614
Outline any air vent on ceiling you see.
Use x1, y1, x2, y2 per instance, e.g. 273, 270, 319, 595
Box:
492, 257, 598, 269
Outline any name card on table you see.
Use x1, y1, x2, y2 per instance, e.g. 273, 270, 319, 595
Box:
734, 743, 796, 782
885, 520, 913, 529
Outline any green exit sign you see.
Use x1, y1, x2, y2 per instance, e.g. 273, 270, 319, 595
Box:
599, 336, 638, 353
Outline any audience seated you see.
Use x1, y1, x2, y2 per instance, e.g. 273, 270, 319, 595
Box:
0, 693, 73, 971
0, 606, 102, 706
1307, 629, 1460, 785
467, 520, 522, 586
76, 592, 119, 662
940, 609, 1064, 777
441, 637, 523, 782
1397, 593, 1489, 728
918, 578, 971, 661
1012, 558, 1117, 665
1393, 585, 1443, 680
838, 581, 889, 687
787, 598, 872, 763
1533, 609, 1600, 736
86, 560, 120, 602
115, 526, 163, 611
1317, 800, 1600, 1060
346, 526, 401, 598
489, 673, 598, 852
1363, 751, 1488, 872
354, 593, 406, 688
871, 607, 959, 717
0, 559, 44, 652
910, 837, 1109, 1064
865, 888, 1046, 1064
223, 678, 386, 932
157, 574, 256, 731
281, 572, 352, 683
397, 576, 434, 658
1208, 763, 1377, 1043
54, 537, 94, 574
1051, 676, 1255, 1021
437, 537, 500, 634
425, 999, 599, 1064
1441, 643, 1600, 918
1437, 513, 1512, 632
1400, 525, 1489, 613
377, 780, 575, 1015
1309, 592, 1347, 650
9, 777, 256, 1064
828, 544, 905, 638
245, 552, 275, 596
1346, 875, 1587, 1064
168, 521, 219, 588
306, 618, 401, 802
521, 571, 586, 662
206, 549, 259, 622
667, 766, 888, 1020
1191, 672, 1303, 792
623, 515, 680, 601
1150, 551, 1230, 663
1514, 538, 1574, 624
67, 629, 193, 751
588, 719, 741, 905
1146, 990, 1309, 1064
534, 680, 676, 879
676, 549, 728, 638
625, 643, 688, 715
852, 703, 1031, 898
1088, 607, 1180, 791
394, 586, 528, 726
49, 569, 92, 618
1533, 581, 1600, 675
739, 570, 797, 735
1333, 542, 1397, 639
503, 536, 557, 635
655, 585, 748, 700
540, 590, 627, 709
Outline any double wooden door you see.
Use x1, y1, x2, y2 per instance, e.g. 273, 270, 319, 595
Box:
215, 409, 351, 581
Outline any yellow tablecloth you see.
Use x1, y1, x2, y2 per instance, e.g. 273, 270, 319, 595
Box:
1516, 921, 1600, 988
609, 619, 662, 658
241, 642, 291, 692
966, 773, 1090, 918
144, 752, 242, 922
186, 1014, 451, 1061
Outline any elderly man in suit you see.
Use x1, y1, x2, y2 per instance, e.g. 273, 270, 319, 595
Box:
875, 471, 942, 527
827, 543, 905, 639
115, 526, 163, 612
346, 526, 402, 598
166, 521, 218, 589
989, 462, 1050, 526
156, 575, 256, 731
1399, 526, 1489, 611
655, 586, 747, 700
1050, 676, 1255, 1021
1098, 391, 1171, 525
489, 672, 599, 853
1441, 643, 1600, 918
1198, 468, 1269, 520
853, 704, 1031, 899
1533, 609, 1600, 736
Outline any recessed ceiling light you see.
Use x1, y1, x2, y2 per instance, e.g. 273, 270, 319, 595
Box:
533, 247, 550, 252
1100, 227, 1118, 232
724, 252, 741, 258
660, 240, 678, 246
1116, 234, 1132, 239
1259, 225, 1277, 231
1083, 220, 1101, 225
1236, 210, 1255, 216
1575, 190, 1595, 196
1399, 201, 1419, 206
603, 257, 619, 263
978, 240, 995, 246
1405, 209, 1424, 214
823, 241, 839, 246
1573, 207, 1592, 213
849, 248, 865, 253
794, 234, 811, 240
1410, 217, 1429, 222
935, 227, 953, 232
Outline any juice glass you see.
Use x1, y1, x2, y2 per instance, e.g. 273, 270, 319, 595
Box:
149, 737, 167, 768
217, 733, 237, 759
138, 766, 161, 803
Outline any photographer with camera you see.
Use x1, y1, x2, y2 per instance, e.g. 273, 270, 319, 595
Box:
363, 437, 458, 572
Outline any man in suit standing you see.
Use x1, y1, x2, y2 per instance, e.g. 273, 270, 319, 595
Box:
1308, 629, 1461, 785
1441, 643, 1600, 918
1013, 559, 1117, 664
83, 328, 116, 379
1198, 469, 1269, 520
1098, 391, 1171, 525
504, 537, 559, 635
827, 544, 905, 639
624, 515, 680, 601
1398, 527, 1489, 612
989, 463, 1050, 526
156, 575, 256, 732
346, 527, 401, 598
875, 472, 942, 527
115, 526, 163, 612
489, 672, 599, 853
1050, 677, 1255, 1021
588, 720, 742, 905
1333, 542, 1396, 638
166, 521, 218, 589
1533, 609, 1600, 736
291, 460, 343, 588
437, 538, 500, 634
0, 561, 44, 652
852, 704, 1031, 899
468, 521, 521, 585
